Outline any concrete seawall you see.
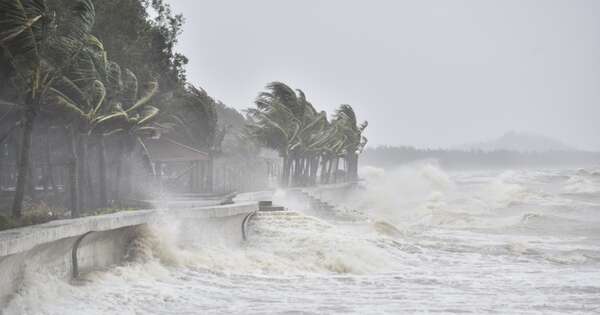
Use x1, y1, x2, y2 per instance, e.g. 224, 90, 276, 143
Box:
0, 203, 257, 307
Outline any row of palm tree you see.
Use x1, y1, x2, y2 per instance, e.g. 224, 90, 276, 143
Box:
0, 0, 217, 218
245, 82, 368, 187
1, 0, 367, 222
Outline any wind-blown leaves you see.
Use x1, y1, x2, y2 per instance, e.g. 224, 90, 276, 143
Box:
65, 0, 95, 39
121, 69, 138, 107
0, 0, 47, 66
44, 87, 87, 123
246, 81, 368, 186
127, 81, 158, 113
137, 105, 159, 126
164, 84, 221, 151
89, 79, 106, 115
106, 61, 122, 92
332, 104, 368, 154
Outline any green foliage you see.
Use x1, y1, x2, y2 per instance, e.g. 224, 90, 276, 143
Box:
161, 84, 226, 153
40, 0, 186, 92
246, 81, 368, 186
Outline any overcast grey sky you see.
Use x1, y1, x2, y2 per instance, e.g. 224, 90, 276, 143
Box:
166, 0, 600, 150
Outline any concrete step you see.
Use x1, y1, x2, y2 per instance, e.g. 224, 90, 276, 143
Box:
259, 206, 285, 212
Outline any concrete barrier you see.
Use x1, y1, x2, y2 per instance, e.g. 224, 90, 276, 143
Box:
0, 185, 353, 307
0, 202, 258, 307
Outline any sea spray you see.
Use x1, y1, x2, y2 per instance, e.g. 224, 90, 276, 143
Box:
4, 167, 600, 314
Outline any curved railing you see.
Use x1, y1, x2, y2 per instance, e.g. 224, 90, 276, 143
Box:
241, 211, 257, 241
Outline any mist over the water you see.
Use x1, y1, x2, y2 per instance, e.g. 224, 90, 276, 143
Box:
6, 164, 600, 314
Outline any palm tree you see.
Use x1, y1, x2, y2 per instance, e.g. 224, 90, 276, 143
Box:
0, 0, 98, 217
246, 82, 368, 187
164, 84, 224, 192
246, 83, 302, 187
331, 104, 368, 182
90, 68, 159, 204
45, 77, 109, 216
247, 82, 337, 187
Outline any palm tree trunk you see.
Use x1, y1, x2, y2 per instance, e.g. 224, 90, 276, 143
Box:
319, 156, 327, 184
325, 157, 333, 184
0, 144, 4, 191
349, 153, 359, 181
281, 155, 290, 187
302, 158, 309, 186
310, 157, 319, 186
207, 154, 214, 193
115, 143, 123, 208
27, 164, 36, 201
77, 135, 88, 211
292, 158, 299, 187
12, 109, 36, 218
43, 133, 56, 194
296, 158, 302, 186
68, 128, 80, 218
332, 157, 339, 184
85, 161, 94, 208
124, 152, 133, 200
97, 136, 107, 208
296, 158, 303, 186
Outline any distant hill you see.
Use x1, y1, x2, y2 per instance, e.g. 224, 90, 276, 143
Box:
456, 131, 575, 152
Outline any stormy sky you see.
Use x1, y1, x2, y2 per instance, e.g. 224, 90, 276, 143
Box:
166, 0, 600, 150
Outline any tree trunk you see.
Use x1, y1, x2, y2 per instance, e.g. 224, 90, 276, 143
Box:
12, 109, 36, 218
332, 157, 339, 184
86, 161, 94, 209
76, 135, 88, 211
27, 164, 36, 201
310, 157, 319, 186
97, 136, 108, 208
325, 158, 333, 184
296, 157, 303, 186
207, 154, 214, 193
291, 158, 298, 187
0, 144, 4, 191
348, 153, 358, 182
68, 128, 80, 218
114, 141, 124, 207
319, 156, 327, 184
44, 133, 56, 194
281, 155, 290, 187
302, 158, 309, 186
124, 152, 133, 200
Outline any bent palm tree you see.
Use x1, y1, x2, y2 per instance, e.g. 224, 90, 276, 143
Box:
0, 0, 97, 217
246, 82, 368, 187
162, 84, 225, 192
332, 104, 368, 182
246, 97, 301, 187
90, 69, 159, 203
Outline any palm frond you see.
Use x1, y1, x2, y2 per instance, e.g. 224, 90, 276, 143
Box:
0, 0, 47, 73
126, 81, 158, 113
121, 68, 138, 107
136, 106, 159, 126
65, 0, 95, 39
89, 80, 106, 115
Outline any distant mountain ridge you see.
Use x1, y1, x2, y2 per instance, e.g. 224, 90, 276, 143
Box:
456, 131, 575, 152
